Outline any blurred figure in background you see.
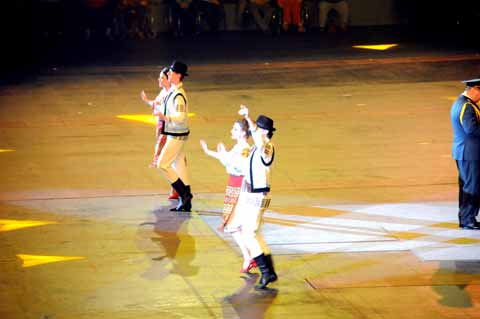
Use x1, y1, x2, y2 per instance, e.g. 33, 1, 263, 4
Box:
277, 0, 304, 32
169, 0, 196, 36
114, 0, 151, 39
318, 0, 348, 32
82, 0, 117, 40
195, 0, 224, 32
237, 0, 274, 35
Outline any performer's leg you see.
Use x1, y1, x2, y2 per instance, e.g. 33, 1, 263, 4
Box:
254, 231, 271, 255
242, 229, 262, 258
158, 138, 183, 183
251, 231, 275, 277
173, 148, 190, 185
158, 138, 192, 211
240, 201, 268, 257
172, 148, 192, 211
252, 253, 278, 289
232, 231, 254, 272
169, 155, 180, 199
241, 202, 277, 288
241, 228, 276, 288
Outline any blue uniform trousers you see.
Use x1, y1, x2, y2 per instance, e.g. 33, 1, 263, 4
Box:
456, 160, 480, 225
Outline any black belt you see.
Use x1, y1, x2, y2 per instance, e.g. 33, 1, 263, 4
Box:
245, 183, 269, 195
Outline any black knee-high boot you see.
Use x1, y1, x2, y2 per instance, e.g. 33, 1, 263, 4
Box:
265, 254, 278, 282
253, 253, 277, 290
170, 179, 193, 212
179, 185, 193, 211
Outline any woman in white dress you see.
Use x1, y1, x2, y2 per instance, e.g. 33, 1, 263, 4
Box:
200, 118, 257, 273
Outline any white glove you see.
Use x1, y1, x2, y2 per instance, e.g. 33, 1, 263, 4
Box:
238, 105, 249, 117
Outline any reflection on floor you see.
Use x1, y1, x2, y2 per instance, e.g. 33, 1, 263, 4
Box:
201, 201, 480, 261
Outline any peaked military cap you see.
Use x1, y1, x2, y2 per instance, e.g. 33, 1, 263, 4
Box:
462, 78, 480, 87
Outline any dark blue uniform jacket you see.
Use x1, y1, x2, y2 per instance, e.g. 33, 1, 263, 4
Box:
451, 94, 480, 160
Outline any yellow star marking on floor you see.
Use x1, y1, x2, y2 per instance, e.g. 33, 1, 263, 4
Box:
446, 238, 480, 245
0, 219, 58, 232
0, 149, 14, 153
117, 113, 196, 125
17, 254, 85, 268
353, 44, 398, 51
446, 96, 457, 101
431, 222, 459, 229
389, 231, 426, 240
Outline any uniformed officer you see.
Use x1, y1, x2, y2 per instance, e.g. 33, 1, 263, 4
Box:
450, 78, 480, 230
155, 61, 193, 212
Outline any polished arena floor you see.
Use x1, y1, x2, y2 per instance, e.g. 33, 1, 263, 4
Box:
1, 28, 480, 318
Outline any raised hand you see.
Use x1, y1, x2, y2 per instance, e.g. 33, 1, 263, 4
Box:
238, 105, 249, 117
141, 90, 151, 106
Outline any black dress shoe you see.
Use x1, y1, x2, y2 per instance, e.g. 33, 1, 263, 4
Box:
460, 223, 480, 230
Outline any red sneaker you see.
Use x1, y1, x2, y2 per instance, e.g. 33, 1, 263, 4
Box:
168, 189, 179, 200
240, 259, 257, 273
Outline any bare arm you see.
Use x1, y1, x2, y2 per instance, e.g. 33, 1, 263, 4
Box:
200, 140, 232, 167
239, 104, 256, 130
200, 140, 218, 158
238, 104, 273, 163
140, 90, 154, 108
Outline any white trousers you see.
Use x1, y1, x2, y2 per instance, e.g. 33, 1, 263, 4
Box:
228, 190, 271, 258
157, 136, 189, 185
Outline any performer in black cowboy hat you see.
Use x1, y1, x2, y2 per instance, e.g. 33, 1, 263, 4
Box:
232, 104, 278, 289
450, 78, 480, 230
155, 61, 193, 212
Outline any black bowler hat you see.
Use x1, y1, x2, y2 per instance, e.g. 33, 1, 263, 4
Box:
462, 78, 480, 87
256, 115, 276, 132
169, 61, 189, 76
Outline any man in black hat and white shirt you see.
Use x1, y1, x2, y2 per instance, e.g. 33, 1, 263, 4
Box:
229, 104, 278, 289
450, 78, 480, 230
155, 61, 193, 212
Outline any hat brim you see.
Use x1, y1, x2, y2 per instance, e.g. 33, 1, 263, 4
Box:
462, 78, 480, 86
170, 70, 189, 76
257, 125, 276, 131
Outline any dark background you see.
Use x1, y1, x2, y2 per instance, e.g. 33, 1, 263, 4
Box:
1, 0, 480, 82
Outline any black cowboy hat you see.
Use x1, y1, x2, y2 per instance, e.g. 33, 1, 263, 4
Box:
169, 61, 189, 76
256, 115, 276, 132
